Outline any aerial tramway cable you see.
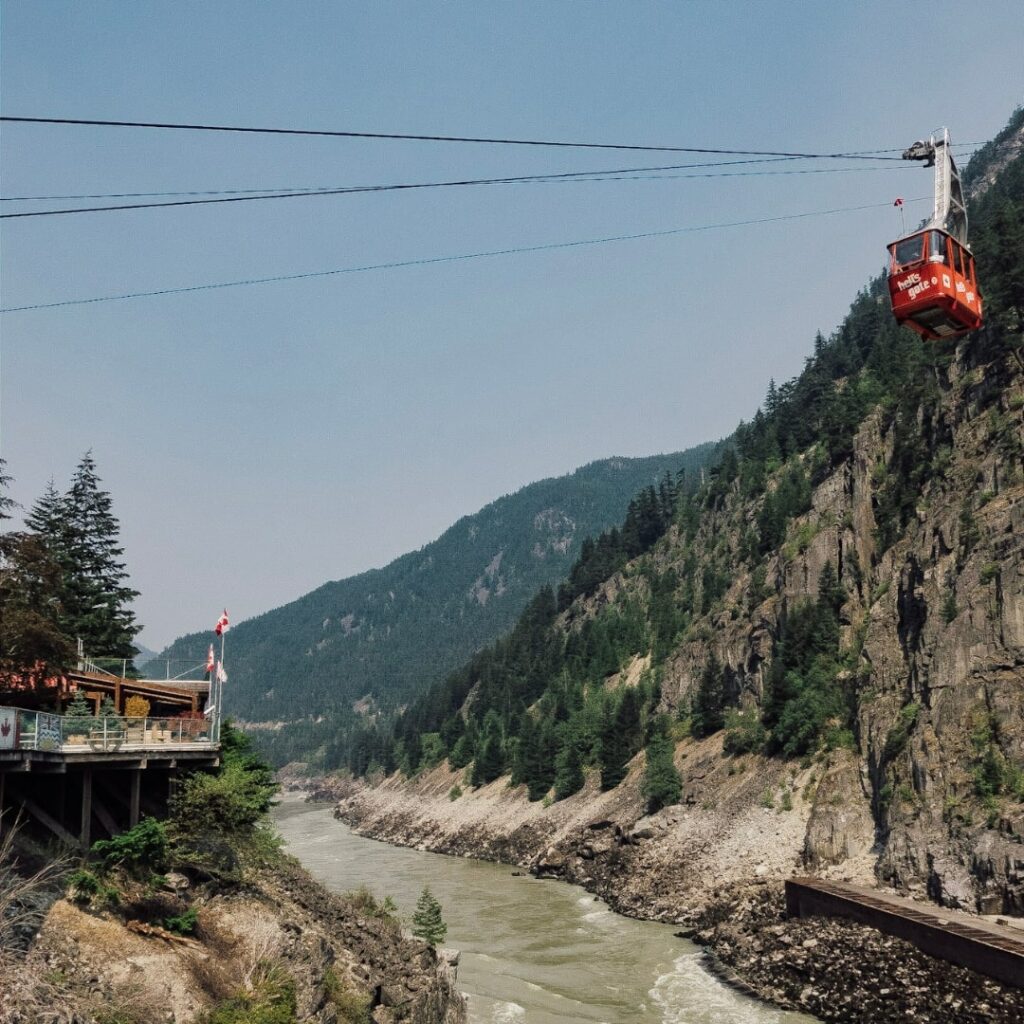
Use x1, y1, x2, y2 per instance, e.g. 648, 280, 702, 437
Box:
0, 161, 917, 220
0, 115, 908, 160
1, 197, 928, 314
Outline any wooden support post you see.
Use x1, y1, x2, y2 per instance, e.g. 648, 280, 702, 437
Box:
80, 769, 92, 848
115, 676, 122, 714
20, 795, 80, 848
92, 781, 118, 838
129, 769, 141, 828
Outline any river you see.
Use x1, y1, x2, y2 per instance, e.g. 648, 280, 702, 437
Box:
273, 799, 815, 1024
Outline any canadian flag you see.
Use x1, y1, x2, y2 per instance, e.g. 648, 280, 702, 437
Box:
214, 609, 230, 636
893, 197, 904, 207
205, 644, 215, 677
216, 661, 228, 685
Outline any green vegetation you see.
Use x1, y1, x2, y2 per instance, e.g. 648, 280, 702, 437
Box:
641, 716, 682, 813
323, 967, 372, 1024
200, 963, 297, 1024
1, 452, 139, 685
163, 907, 198, 935
91, 817, 168, 873
411, 886, 447, 947
762, 562, 848, 757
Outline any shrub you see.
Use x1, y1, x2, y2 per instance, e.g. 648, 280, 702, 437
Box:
882, 702, 920, 763
200, 962, 296, 1024
980, 562, 1000, 585
722, 707, 766, 756
91, 818, 168, 874
124, 695, 150, 718
163, 907, 198, 935
447, 784, 462, 801
323, 967, 371, 1024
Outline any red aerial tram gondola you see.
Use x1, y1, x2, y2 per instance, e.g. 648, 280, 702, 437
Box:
887, 129, 982, 340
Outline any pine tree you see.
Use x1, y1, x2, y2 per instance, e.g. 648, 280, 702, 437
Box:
0, 459, 16, 521
692, 653, 726, 737
411, 886, 447, 947
59, 453, 140, 659
642, 716, 682, 813
553, 728, 585, 800
599, 688, 641, 790
0, 532, 75, 684
471, 712, 504, 786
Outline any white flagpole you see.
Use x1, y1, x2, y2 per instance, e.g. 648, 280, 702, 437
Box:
219, 628, 226, 736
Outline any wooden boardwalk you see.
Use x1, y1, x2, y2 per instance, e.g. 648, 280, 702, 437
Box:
786, 877, 1024, 988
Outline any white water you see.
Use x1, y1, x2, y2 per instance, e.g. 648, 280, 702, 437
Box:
273, 799, 816, 1024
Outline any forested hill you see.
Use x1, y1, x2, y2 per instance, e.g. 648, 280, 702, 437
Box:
358, 109, 1024, 915
154, 448, 716, 724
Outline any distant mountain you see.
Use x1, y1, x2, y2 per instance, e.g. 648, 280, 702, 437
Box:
133, 643, 159, 671
153, 449, 717, 725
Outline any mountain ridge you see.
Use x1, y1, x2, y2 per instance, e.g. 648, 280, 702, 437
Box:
153, 447, 719, 745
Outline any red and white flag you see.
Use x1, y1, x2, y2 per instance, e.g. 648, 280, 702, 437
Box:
214, 609, 230, 636
205, 644, 215, 677
893, 197, 904, 207
216, 661, 228, 685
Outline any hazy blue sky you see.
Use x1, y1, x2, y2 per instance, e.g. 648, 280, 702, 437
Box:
2, 1, 1022, 648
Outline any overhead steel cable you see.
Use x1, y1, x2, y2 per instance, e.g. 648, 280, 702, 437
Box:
0, 159, 915, 205
1, 161, 920, 220
0, 196, 927, 314
0, 115, 905, 160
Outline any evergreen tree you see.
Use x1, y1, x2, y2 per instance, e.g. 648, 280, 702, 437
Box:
27, 455, 140, 660
599, 688, 641, 790
692, 653, 726, 737
411, 886, 447, 947
61, 453, 140, 658
642, 716, 682, 813
0, 531, 75, 685
471, 711, 505, 786
553, 727, 585, 800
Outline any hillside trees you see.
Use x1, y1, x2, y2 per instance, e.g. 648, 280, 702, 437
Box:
342, 109, 1024, 788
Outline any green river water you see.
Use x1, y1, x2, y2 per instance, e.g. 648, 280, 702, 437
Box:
273, 799, 815, 1024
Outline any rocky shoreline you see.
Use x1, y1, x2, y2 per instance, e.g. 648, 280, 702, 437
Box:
292, 764, 1024, 1024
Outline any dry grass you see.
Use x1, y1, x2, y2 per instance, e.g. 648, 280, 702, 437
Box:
0, 812, 68, 951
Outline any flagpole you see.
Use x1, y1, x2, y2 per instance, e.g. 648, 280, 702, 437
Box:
219, 628, 226, 739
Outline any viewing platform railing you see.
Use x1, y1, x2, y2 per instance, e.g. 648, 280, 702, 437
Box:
0, 706, 220, 754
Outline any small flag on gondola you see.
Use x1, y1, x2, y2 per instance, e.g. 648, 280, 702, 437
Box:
205, 644, 215, 677
893, 197, 904, 207
214, 609, 230, 636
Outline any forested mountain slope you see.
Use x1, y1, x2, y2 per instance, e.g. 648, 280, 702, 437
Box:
154, 449, 715, 730
366, 109, 1024, 911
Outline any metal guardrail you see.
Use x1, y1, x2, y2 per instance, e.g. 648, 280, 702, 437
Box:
0, 706, 219, 753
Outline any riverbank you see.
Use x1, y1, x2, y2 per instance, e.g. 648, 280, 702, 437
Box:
297, 754, 1024, 1024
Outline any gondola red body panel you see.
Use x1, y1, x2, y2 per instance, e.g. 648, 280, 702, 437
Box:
887, 229, 982, 340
